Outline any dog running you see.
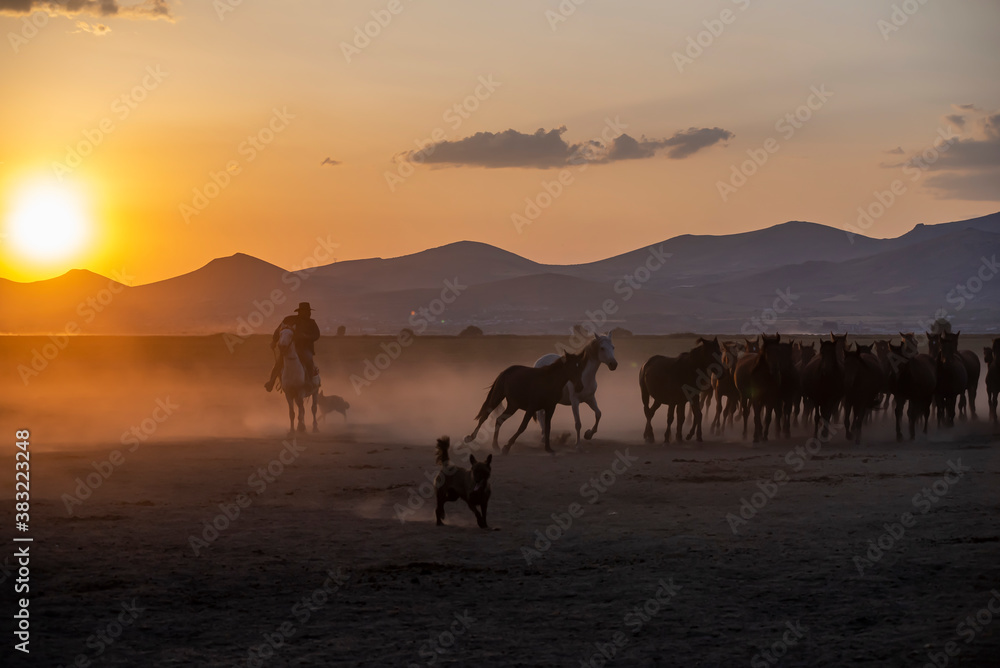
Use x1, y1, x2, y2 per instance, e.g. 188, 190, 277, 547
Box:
434, 436, 492, 529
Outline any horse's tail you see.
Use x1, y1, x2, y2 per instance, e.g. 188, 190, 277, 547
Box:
435, 436, 450, 467
475, 371, 508, 422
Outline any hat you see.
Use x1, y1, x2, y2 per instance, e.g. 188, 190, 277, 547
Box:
294, 302, 313, 314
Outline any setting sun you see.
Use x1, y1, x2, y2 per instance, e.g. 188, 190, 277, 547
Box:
6, 181, 91, 264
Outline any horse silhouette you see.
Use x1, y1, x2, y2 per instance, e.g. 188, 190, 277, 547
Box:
639, 337, 721, 444
888, 340, 936, 440
276, 325, 318, 434
465, 352, 586, 454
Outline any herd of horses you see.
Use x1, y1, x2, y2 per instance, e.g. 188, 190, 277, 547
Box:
460, 332, 1000, 453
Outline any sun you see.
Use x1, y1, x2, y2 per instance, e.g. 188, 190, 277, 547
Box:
7, 182, 91, 263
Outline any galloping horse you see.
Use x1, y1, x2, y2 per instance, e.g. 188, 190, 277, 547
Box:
639, 337, 721, 444
276, 325, 318, 434
465, 352, 586, 454
534, 333, 618, 447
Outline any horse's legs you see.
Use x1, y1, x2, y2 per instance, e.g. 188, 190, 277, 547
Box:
752, 400, 763, 444
570, 394, 582, 446
665, 404, 675, 443
583, 395, 601, 441
741, 397, 750, 440
675, 402, 685, 442
711, 388, 723, 434
286, 394, 295, 435
968, 387, 978, 420
505, 412, 532, 449
311, 393, 319, 432
539, 406, 557, 454
643, 400, 661, 444
536, 409, 546, 443
687, 400, 703, 442
894, 397, 904, 441
296, 395, 306, 433
494, 406, 516, 452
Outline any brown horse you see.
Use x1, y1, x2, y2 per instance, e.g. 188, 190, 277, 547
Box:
801, 339, 844, 439
710, 342, 742, 434
934, 331, 968, 428
792, 342, 816, 426
465, 352, 585, 454
888, 341, 936, 440
640, 337, 722, 444
734, 334, 785, 443
985, 339, 999, 423
842, 344, 885, 444
928, 331, 981, 420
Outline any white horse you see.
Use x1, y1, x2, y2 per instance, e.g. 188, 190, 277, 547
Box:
534, 333, 618, 447
276, 325, 318, 434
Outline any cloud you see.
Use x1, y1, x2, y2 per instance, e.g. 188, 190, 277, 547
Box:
71, 19, 110, 34
399, 125, 732, 169
0, 0, 172, 20
944, 114, 966, 129
907, 106, 1000, 201
320, 157, 341, 166
885, 146, 904, 154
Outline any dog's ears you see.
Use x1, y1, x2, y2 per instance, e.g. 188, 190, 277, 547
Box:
469, 454, 476, 465
486, 454, 492, 466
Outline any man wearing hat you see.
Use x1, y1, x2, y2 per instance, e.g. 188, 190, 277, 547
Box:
264, 302, 321, 392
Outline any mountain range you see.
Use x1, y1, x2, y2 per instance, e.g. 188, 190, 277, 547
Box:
2, 212, 999, 335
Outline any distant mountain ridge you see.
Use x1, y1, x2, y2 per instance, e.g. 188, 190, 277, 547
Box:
2, 212, 998, 335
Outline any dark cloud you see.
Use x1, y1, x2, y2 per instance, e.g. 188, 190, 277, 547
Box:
321, 157, 341, 166
0, 0, 171, 20
944, 114, 966, 129
913, 107, 1000, 202
885, 146, 905, 155
401, 125, 732, 169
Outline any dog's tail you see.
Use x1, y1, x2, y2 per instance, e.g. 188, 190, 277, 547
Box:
435, 436, 450, 467
474, 371, 508, 422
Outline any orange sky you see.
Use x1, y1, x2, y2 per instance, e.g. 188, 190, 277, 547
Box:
1, 0, 998, 284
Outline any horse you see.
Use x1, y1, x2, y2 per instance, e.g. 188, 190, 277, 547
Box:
985, 340, 999, 423
275, 325, 318, 434
639, 337, 722, 444
710, 342, 742, 434
888, 341, 936, 440
791, 342, 816, 427
842, 344, 885, 444
534, 333, 618, 447
934, 331, 968, 428
734, 334, 785, 443
801, 339, 844, 439
465, 352, 586, 454
927, 331, 981, 420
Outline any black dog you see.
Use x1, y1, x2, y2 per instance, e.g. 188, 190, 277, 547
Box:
434, 437, 491, 529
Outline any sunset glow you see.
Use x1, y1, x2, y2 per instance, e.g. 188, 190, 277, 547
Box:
5, 179, 92, 269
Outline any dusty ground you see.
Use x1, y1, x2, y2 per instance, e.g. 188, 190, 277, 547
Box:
2, 335, 999, 666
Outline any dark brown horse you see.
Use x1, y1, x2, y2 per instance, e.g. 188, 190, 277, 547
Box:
985, 339, 999, 423
801, 339, 844, 439
927, 331, 981, 420
734, 334, 785, 443
792, 342, 816, 427
640, 337, 722, 444
465, 352, 585, 454
934, 331, 968, 428
710, 342, 742, 434
889, 341, 937, 440
842, 344, 885, 444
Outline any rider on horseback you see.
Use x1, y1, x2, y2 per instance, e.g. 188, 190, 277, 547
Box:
264, 302, 321, 392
